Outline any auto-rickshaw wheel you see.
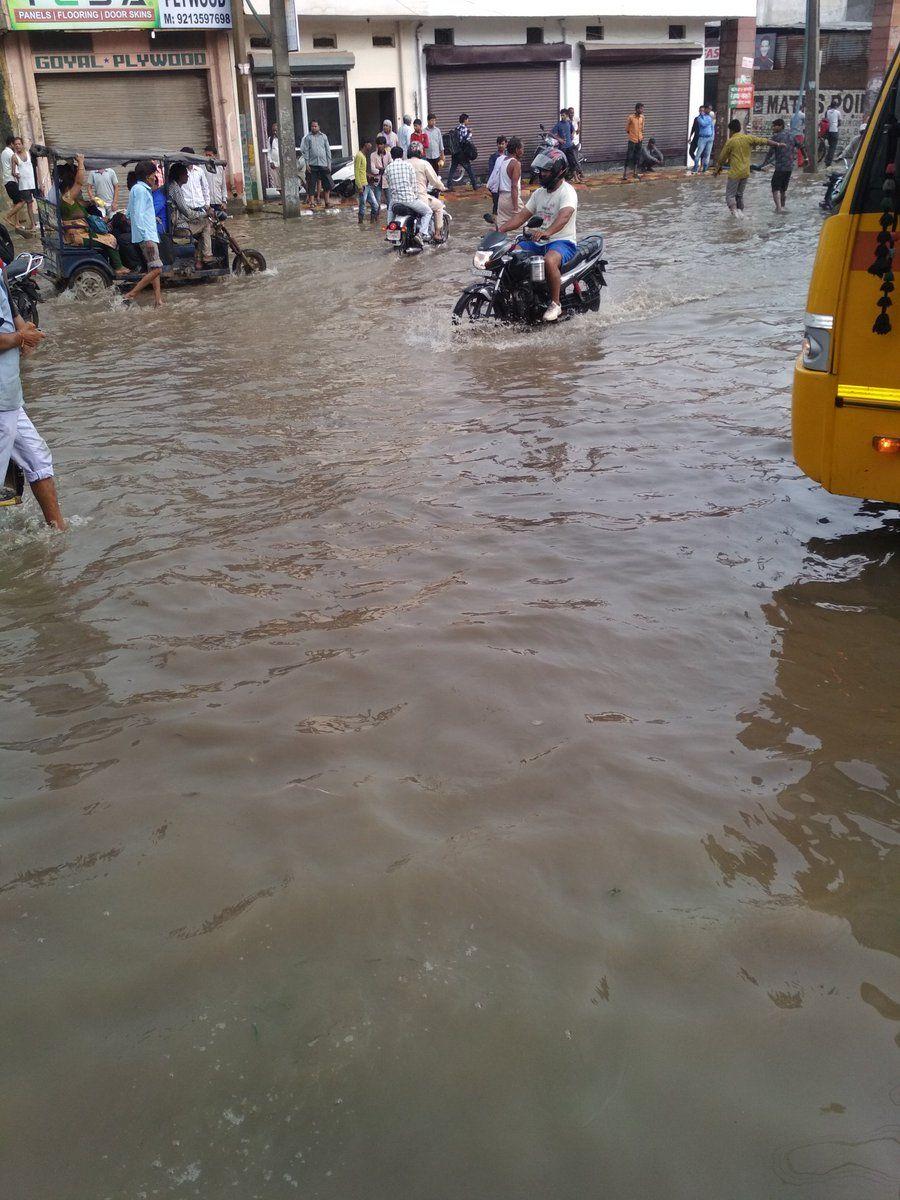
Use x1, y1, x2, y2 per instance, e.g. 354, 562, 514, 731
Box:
232, 250, 266, 275
69, 265, 112, 300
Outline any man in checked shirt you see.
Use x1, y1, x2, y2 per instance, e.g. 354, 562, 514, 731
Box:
384, 147, 431, 245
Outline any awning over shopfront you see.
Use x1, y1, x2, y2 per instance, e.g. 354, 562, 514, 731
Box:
580, 44, 704, 65
249, 49, 356, 75
424, 43, 572, 68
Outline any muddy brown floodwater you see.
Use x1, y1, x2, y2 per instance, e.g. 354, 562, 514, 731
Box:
2, 177, 899, 1200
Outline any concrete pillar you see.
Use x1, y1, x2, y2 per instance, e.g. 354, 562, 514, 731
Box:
714, 17, 757, 147
867, 0, 900, 110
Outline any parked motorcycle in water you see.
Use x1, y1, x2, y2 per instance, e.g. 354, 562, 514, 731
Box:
452, 215, 606, 326
385, 189, 452, 254
5, 251, 43, 325
529, 126, 586, 183
0, 223, 42, 325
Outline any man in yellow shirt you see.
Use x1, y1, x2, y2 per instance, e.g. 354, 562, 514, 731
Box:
623, 103, 645, 180
354, 138, 379, 224
714, 119, 777, 215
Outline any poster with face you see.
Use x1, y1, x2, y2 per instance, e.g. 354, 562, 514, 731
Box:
754, 34, 776, 71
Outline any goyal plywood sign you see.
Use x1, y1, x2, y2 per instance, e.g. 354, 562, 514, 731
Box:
7, 0, 231, 30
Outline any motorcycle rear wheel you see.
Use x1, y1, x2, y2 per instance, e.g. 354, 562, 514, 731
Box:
12, 289, 38, 326
584, 271, 603, 312
452, 290, 494, 324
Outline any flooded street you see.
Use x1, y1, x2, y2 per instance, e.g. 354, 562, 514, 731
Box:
2, 176, 899, 1199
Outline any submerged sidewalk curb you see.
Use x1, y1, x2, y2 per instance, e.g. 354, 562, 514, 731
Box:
256, 167, 703, 215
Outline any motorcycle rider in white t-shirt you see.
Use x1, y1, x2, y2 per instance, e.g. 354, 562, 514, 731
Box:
498, 147, 577, 323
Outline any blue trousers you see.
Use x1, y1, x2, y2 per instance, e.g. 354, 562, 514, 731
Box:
358, 183, 379, 217
693, 136, 714, 172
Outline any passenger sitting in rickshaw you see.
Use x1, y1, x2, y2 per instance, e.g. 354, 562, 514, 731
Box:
58, 152, 128, 276
167, 161, 216, 267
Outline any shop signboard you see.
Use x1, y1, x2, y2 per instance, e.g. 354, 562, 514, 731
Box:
7, 0, 231, 31
753, 88, 866, 123
729, 82, 754, 110
33, 48, 209, 69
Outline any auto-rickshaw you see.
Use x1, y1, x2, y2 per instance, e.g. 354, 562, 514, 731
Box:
31, 145, 267, 300
792, 48, 900, 502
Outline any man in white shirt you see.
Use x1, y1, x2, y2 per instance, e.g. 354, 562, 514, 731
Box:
384, 147, 431, 242
824, 101, 841, 165
87, 164, 119, 212
0, 272, 63, 527
498, 146, 578, 323
407, 142, 446, 241
179, 147, 211, 209
12, 138, 37, 234
203, 145, 229, 215
1, 135, 27, 232
397, 115, 414, 156
268, 124, 280, 188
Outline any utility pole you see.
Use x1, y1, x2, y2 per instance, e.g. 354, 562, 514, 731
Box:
269, 0, 301, 216
231, 0, 261, 210
802, 0, 820, 173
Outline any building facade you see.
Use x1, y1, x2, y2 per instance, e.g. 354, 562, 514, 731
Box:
0, 0, 247, 197
248, 0, 755, 181
705, 0, 897, 138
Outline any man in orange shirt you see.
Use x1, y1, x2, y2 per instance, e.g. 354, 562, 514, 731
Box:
623, 102, 645, 180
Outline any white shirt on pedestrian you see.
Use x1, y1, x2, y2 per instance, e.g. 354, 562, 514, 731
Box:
826, 106, 841, 133
205, 162, 228, 205
88, 167, 118, 207
182, 163, 210, 208
1, 146, 15, 186
14, 152, 35, 191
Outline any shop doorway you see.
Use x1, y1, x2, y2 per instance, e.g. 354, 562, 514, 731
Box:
257, 89, 347, 158
355, 88, 396, 145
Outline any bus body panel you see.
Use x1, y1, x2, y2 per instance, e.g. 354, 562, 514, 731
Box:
792, 48, 900, 502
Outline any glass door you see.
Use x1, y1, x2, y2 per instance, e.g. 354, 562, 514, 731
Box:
302, 93, 345, 158
257, 86, 348, 169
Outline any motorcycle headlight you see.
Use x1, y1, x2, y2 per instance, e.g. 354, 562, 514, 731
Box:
473, 250, 492, 270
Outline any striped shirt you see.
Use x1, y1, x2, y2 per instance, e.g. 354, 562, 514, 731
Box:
384, 159, 418, 205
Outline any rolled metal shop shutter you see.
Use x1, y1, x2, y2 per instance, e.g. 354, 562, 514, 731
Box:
580, 60, 692, 165
427, 64, 559, 174
36, 72, 213, 153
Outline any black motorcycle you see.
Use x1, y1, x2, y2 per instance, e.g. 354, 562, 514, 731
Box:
530, 125, 586, 183
385, 188, 452, 255
452, 216, 606, 325
1, 458, 25, 509
6, 251, 43, 325
0, 223, 42, 325
819, 170, 845, 213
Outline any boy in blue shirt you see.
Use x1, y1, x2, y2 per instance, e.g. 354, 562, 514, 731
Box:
691, 106, 716, 173
123, 159, 163, 307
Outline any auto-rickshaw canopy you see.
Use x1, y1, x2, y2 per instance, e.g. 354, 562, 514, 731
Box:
30, 145, 226, 168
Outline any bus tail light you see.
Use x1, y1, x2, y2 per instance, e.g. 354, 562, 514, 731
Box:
801, 312, 833, 372
873, 436, 900, 454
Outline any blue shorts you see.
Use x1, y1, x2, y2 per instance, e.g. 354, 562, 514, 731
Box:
518, 239, 578, 264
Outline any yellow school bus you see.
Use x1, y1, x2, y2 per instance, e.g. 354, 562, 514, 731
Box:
793, 48, 900, 502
